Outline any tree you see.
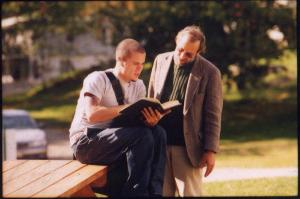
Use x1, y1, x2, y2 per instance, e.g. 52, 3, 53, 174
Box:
3, 1, 296, 90
2, 2, 86, 81
2, 2, 87, 39
95, 0, 296, 90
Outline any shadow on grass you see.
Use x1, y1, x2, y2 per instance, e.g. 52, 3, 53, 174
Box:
221, 147, 266, 156
221, 97, 297, 142
3, 66, 297, 145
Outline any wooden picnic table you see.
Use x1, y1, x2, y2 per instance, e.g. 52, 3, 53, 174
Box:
2, 160, 107, 198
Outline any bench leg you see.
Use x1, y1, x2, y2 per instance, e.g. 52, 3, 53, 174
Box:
71, 185, 96, 197
90, 175, 107, 188
70, 175, 107, 197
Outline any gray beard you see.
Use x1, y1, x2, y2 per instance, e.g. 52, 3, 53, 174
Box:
178, 60, 195, 67
174, 56, 194, 67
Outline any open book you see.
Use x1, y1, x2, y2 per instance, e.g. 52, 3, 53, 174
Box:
110, 98, 181, 127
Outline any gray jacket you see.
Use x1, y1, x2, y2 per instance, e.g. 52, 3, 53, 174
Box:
148, 51, 223, 167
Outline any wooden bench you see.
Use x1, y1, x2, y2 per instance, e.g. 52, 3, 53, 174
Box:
2, 160, 107, 198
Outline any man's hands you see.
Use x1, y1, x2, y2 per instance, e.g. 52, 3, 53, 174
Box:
199, 150, 216, 177
141, 107, 171, 127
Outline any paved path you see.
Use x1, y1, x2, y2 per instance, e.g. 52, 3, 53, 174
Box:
45, 128, 73, 159
203, 167, 298, 182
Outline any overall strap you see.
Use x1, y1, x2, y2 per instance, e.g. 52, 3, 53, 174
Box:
105, 71, 125, 105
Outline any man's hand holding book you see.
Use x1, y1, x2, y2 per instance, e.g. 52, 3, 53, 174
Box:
141, 107, 172, 127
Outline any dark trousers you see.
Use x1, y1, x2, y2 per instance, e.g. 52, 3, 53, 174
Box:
72, 126, 167, 196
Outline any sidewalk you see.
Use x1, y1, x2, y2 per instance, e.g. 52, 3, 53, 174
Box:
45, 128, 73, 160
203, 167, 298, 182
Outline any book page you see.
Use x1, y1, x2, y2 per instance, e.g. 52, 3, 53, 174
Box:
161, 100, 181, 110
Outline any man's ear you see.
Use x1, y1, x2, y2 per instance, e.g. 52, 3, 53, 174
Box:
117, 57, 126, 67
121, 57, 128, 67
120, 60, 126, 68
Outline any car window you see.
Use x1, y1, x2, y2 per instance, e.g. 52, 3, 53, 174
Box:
3, 115, 38, 129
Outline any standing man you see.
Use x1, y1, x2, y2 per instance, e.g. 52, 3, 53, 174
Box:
148, 25, 223, 196
69, 38, 167, 196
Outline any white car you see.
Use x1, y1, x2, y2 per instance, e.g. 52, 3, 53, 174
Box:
2, 109, 47, 159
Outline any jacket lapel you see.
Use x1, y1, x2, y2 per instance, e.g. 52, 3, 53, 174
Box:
183, 55, 203, 115
157, 52, 174, 99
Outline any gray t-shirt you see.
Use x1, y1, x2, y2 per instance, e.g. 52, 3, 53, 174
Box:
69, 68, 146, 146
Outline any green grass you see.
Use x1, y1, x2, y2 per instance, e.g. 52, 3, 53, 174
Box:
267, 49, 297, 80
222, 97, 297, 142
2, 50, 297, 169
3, 67, 94, 127
95, 193, 107, 198
225, 49, 297, 101
203, 177, 298, 196
94, 177, 298, 197
219, 84, 297, 168
30, 105, 77, 128
217, 139, 297, 168
2, 64, 154, 128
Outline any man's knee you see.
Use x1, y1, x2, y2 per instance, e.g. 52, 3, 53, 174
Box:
139, 127, 155, 148
152, 125, 167, 143
74, 150, 89, 164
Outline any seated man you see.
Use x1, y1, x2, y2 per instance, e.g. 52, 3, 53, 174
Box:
69, 38, 167, 196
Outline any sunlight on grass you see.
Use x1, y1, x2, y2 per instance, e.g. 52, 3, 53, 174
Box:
223, 50, 296, 101
203, 177, 297, 196
217, 139, 297, 168
95, 193, 107, 198
224, 82, 296, 102
270, 50, 297, 78
258, 49, 297, 83
143, 62, 153, 70
30, 105, 76, 124
61, 89, 81, 100
223, 82, 243, 101
3, 50, 297, 180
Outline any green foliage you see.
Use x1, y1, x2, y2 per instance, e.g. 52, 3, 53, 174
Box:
2, 2, 85, 38
222, 95, 297, 140
3, 1, 296, 90
95, 1, 296, 90
3, 53, 297, 171
203, 177, 297, 196
3, 65, 107, 128
218, 82, 297, 168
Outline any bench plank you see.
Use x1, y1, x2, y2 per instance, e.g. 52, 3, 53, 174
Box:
6, 160, 84, 197
33, 165, 107, 197
4, 160, 71, 196
2, 160, 26, 172
3, 160, 49, 183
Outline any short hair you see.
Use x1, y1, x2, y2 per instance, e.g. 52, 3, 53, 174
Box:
175, 25, 206, 54
115, 38, 145, 61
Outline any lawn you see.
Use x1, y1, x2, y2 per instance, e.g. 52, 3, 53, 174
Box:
3, 50, 297, 170
94, 177, 298, 197
203, 177, 298, 196
3, 50, 297, 197
217, 138, 297, 168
